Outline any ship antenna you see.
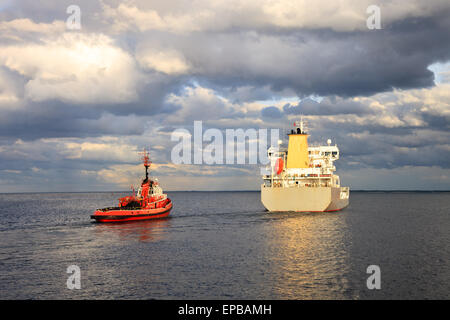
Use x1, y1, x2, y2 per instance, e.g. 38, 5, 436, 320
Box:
301, 116, 308, 134
139, 148, 151, 182
293, 116, 308, 134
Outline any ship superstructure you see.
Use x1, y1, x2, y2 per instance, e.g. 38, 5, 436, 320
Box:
261, 119, 349, 212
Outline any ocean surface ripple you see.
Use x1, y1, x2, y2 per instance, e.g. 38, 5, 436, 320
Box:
0, 191, 449, 299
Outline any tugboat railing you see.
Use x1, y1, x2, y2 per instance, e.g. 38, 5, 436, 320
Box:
96, 198, 171, 211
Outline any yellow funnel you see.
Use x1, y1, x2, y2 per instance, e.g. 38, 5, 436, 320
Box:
287, 133, 309, 168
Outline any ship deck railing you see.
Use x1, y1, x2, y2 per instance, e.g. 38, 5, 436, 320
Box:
263, 175, 333, 180
262, 184, 336, 188
96, 198, 171, 212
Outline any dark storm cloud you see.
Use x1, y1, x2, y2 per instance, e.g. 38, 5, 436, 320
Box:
157, 126, 178, 133
3, 1, 450, 101
305, 114, 450, 171
0, 75, 187, 140
0, 103, 146, 140
261, 106, 283, 118
1, 4, 449, 139
283, 97, 374, 116
164, 11, 450, 98
420, 113, 450, 131
343, 145, 450, 170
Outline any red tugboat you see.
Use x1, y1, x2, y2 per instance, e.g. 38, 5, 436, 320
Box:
91, 150, 172, 223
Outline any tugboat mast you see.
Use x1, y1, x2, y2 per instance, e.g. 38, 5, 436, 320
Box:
139, 149, 151, 182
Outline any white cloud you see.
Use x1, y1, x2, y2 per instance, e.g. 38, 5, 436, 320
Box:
0, 33, 141, 104
0, 18, 65, 42
100, 0, 450, 33
101, 1, 212, 33
0, 136, 140, 163
136, 47, 191, 75
0, 18, 65, 34
62, 139, 139, 162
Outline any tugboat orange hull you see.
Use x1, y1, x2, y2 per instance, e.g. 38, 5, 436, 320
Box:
91, 201, 172, 223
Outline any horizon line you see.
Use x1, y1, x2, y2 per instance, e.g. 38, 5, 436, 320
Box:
0, 189, 449, 194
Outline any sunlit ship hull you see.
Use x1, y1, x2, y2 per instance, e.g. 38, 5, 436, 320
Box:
91, 200, 172, 223
261, 186, 349, 212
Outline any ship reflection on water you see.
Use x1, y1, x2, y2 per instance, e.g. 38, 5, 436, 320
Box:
264, 212, 354, 299
93, 218, 172, 242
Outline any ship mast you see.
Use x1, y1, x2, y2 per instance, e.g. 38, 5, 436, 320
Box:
139, 149, 151, 182
293, 116, 307, 134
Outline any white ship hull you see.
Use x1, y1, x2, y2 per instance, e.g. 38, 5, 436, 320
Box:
261, 185, 349, 212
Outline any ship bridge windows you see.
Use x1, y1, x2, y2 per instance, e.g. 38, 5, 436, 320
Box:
322, 151, 338, 157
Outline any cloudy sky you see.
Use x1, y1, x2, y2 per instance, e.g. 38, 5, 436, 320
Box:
0, 0, 449, 192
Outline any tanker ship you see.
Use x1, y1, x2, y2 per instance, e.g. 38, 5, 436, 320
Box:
261, 119, 349, 212
91, 150, 172, 222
